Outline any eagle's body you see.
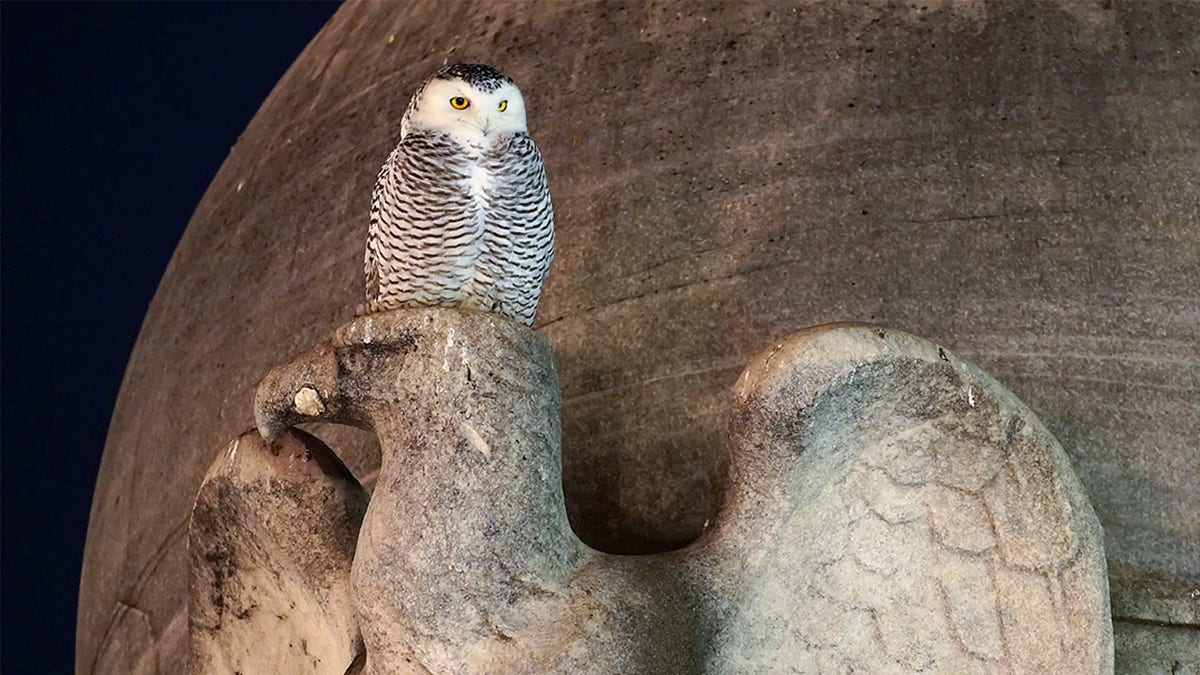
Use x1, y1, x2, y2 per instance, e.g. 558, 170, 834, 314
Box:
365, 64, 554, 326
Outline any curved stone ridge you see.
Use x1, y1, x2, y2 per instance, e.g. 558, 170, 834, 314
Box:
230, 309, 1112, 673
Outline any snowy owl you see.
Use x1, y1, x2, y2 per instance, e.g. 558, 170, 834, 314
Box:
364, 63, 554, 326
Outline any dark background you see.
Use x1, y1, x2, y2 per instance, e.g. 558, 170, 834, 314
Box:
1, 3, 340, 670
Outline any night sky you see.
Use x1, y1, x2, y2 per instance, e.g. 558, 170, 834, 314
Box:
1, 3, 340, 670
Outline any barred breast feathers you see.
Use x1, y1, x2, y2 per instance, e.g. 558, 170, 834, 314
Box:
366, 132, 482, 313
366, 130, 553, 325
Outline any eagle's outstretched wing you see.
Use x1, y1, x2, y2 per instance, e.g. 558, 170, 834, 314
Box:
703, 324, 1112, 673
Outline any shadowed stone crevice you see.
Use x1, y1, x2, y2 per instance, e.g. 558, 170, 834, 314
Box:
184, 308, 1111, 673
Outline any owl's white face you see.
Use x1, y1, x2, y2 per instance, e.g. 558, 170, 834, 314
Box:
402, 77, 528, 145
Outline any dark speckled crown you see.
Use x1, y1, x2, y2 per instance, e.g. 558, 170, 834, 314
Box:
434, 63, 513, 93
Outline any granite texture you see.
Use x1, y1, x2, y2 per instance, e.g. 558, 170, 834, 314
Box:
80, 1, 1198, 671
187, 429, 367, 675
1113, 619, 1200, 675
236, 309, 1110, 673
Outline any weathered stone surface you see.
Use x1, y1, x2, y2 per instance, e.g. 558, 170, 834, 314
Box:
79, 1, 1198, 671
255, 309, 685, 673
1113, 620, 1200, 675
248, 310, 1109, 673
187, 429, 367, 674
710, 324, 1112, 673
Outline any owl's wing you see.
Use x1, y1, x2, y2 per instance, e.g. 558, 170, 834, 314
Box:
364, 134, 479, 312
516, 137, 555, 292
490, 134, 553, 254
702, 324, 1112, 673
470, 133, 555, 325
364, 154, 392, 305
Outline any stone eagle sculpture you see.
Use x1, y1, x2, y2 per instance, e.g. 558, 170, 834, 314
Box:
187, 308, 1112, 674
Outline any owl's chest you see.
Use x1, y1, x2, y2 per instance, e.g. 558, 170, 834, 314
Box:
463, 156, 494, 209
443, 137, 515, 210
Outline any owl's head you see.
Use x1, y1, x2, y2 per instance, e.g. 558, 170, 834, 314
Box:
401, 63, 528, 143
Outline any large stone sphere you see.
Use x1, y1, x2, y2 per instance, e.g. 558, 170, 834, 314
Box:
79, 2, 1198, 672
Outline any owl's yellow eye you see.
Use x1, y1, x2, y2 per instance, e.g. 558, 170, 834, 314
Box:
450, 96, 470, 110
498, 100, 508, 112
